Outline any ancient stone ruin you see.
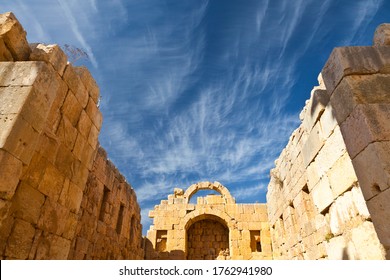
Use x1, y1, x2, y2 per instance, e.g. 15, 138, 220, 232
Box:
0, 12, 389, 260
145, 181, 272, 260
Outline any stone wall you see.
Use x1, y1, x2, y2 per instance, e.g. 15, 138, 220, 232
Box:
266, 24, 390, 260
145, 182, 272, 260
0, 12, 143, 260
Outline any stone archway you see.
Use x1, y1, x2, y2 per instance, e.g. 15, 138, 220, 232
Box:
183, 181, 235, 204
186, 214, 229, 260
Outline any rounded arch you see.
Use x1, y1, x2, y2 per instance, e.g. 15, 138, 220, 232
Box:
180, 207, 237, 230
183, 181, 235, 204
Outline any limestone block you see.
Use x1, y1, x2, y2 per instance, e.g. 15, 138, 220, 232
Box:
74, 66, 100, 104
38, 198, 70, 236
322, 46, 390, 95
11, 181, 45, 224
0, 37, 13, 61
310, 176, 333, 213
329, 190, 359, 236
315, 126, 347, 179
302, 88, 329, 132
36, 233, 71, 259
45, 82, 69, 133
63, 64, 89, 108
374, 23, 390, 46
306, 161, 320, 191
325, 235, 347, 260
327, 152, 357, 198
63, 212, 78, 240
38, 163, 65, 201
36, 132, 60, 164
77, 110, 92, 139
30, 43, 68, 76
0, 12, 31, 61
330, 74, 390, 124
0, 114, 39, 165
319, 104, 338, 139
351, 186, 370, 219
58, 179, 84, 213
56, 116, 78, 150
302, 121, 325, 167
366, 187, 390, 247
351, 221, 386, 259
61, 91, 83, 127
88, 124, 99, 147
341, 104, 390, 159
352, 141, 390, 200
0, 198, 12, 225
73, 134, 95, 169
5, 218, 35, 259
0, 62, 64, 131
86, 97, 103, 130
0, 149, 23, 200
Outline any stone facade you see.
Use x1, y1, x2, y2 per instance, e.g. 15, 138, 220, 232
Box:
0, 12, 143, 260
266, 23, 390, 260
145, 182, 272, 260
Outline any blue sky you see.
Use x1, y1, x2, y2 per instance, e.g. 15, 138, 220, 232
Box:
1, 0, 389, 233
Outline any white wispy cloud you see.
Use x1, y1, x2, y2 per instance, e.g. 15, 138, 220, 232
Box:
343, 0, 384, 44
56, 0, 98, 67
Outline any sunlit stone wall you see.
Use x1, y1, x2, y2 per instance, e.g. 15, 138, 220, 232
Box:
0, 12, 143, 260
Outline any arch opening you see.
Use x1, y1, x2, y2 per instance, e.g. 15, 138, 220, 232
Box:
186, 214, 229, 260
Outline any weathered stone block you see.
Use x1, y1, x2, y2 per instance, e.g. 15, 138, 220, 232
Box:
38, 163, 65, 201
88, 124, 99, 147
77, 110, 92, 139
330, 74, 390, 124
319, 104, 338, 138
74, 66, 100, 104
327, 152, 357, 198
60, 91, 83, 127
86, 97, 103, 130
62, 212, 78, 240
351, 186, 370, 219
341, 104, 390, 159
5, 218, 35, 259
374, 23, 390, 46
315, 126, 346, 178
325, 235, 346, 260
302, 88, 329, 132
0, 12, 31, 61
302, 121, 325, 167
34, 233, 71, 260
311, 175, 333, 213
35, 131, 60, 164
0, 114, 39, 165
30, 43, 68, 76
0, 37, 13, 61
38, 199, 69, 236
351, 221, 386, 259
306, 160, 320, 191
11, 181, 45, 224
58, 179, 83, 213
366, 187, 390, 247
0, 149, 23, 200
352, 142, 390, 200
63, 64, 89, 108
322, 46, 390, 95
329, 190, 359, 236
56, 116, 78, 150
